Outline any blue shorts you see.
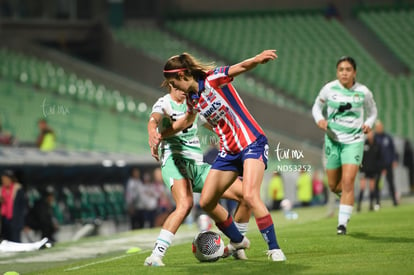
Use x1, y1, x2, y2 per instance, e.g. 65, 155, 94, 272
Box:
211, 135, 269, 175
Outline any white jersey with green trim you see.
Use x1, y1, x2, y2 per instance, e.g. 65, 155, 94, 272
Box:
151, 93, 204, 165
312, 79, 377, 144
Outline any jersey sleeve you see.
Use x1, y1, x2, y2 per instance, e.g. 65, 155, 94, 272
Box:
207, 66, 233, 88
312, 84, 329, 124
151, 97, 165, 115
363, 88, 378, 128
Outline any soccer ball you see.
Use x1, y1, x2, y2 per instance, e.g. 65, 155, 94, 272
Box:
197, 214, 212, 232
192, 231, 224, 262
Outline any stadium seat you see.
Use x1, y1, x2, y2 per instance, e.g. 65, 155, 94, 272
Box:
111, 24, 297, 110
359, 9, 414, 71
163, 11, 413, 141
0, 48, 153, 154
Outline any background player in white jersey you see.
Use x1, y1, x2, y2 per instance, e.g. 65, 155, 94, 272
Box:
312, 56, 377, 235
144, 85, 251, 266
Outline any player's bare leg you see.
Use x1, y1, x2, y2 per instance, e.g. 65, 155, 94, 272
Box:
242, 159, 286, 261
199, 170, 250, 253
145, 179, 193, 266
222, 177, 252, 259
199, 169, 238, 221
336, 164, 359, 235
162, 179, 194, 234
327, 168, 342, 194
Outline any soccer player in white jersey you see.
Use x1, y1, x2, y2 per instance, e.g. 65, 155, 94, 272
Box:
151, 50, 286, 261
144, 85, 251, 266
312, 56, 378, 235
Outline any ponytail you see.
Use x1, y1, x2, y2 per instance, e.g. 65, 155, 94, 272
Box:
162, 53, 215, 85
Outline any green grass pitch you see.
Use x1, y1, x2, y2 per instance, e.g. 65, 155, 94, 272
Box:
2, 199, 413, 275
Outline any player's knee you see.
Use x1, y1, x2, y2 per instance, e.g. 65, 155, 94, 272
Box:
240, 193, 256, 209
341, 178, 355, 191
239, 198, 250, 209
198, 199, 210, 211
199, 197, 215, 213
176, 198, 193, 214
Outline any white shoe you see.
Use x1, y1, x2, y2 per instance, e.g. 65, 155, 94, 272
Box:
144, 255, 165, 267
233, 249, 248, 260
230, 236, 250, 250
222, 236, 250, 258
267, 249, 287, 262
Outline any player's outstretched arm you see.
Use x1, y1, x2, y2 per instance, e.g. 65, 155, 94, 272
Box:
161, 112, 197, 138
228, 49, 277, 77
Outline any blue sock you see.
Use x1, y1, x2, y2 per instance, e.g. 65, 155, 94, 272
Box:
257, 214, 280, 250
216, 215, 243, 243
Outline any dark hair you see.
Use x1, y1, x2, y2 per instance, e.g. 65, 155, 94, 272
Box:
336, 56, 357, 71
2, 169, 17, 181
162, 53, 215, 87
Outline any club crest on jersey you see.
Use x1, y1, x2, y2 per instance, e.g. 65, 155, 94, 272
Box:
205, 91, 216, 102
213, 67, 223, 74
352, 93, 362, 103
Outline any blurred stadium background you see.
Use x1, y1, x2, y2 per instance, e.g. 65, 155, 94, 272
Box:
0, 0, 413, 240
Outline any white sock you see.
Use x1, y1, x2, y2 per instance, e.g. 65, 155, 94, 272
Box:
152, 229, 174, 258
235, 222, 248, 236
338, 204, 353, 227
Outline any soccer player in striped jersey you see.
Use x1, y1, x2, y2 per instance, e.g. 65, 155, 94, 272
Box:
151, 50, 286, 261
144, 85, 251, 266
312, 56, 378, 235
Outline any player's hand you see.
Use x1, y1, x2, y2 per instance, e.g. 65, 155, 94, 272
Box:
148, 129, 161, 149
317, 119, 328, 131
362, 124, 371, 134
255, 49, 278, 64
150, 144, 160, 162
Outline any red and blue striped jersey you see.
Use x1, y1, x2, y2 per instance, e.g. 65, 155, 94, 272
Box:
187, 66, 265, 154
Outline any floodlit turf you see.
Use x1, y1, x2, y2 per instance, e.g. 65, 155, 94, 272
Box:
3, 199, 414, 275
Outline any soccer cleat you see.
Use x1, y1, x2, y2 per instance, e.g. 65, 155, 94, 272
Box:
221, 236, 250, 258
230, 236, 250, 250
233, 248, 248, 260
337, 225, 347, 235
144, 255, 165, 267
267, 249, 287, 262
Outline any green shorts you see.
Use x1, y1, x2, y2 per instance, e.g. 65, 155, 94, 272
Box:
324, 136, 364, 169
161, 155, 210, 193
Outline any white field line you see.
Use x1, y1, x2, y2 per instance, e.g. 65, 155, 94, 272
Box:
63, 249, 149, 272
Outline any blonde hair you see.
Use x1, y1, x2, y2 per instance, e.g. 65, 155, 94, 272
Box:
161, 53, 215, 87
